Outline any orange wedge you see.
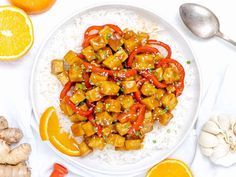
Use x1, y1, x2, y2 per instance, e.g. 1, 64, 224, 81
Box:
39, 106, 60, 141
0, 6, 34, 60
49, 132, 81, 156
146, 159, 193, 177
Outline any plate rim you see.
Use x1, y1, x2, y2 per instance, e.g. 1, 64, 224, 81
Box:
30, 2, 203, 175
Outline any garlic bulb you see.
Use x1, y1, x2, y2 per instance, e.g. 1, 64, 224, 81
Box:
199, 115, 236, 166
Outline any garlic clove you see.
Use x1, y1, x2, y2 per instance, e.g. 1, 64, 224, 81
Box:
200, 147, 214, 157
199, 132, 219, 148
217, 115, 230, 131
202, 120, 222, 135
210, 143, 230, 159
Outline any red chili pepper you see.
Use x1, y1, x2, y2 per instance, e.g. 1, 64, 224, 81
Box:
148, 39, 172, 59
128, 104, 146, 135
82, 34, 98, 48
60, 81, 73, 100
82, 62, 137, 78
64, 96, 93, 117
140, 70, 167, 88
127, 46, 159, 67
82, 72, 92, 90
50, 163, 68, 177
134, 78, 147, 103
157, 58, 185, 96
84, 25, 103, 38
88, 114, 103, 137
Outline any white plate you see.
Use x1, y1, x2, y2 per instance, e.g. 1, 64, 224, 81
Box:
30, 4, 202, 176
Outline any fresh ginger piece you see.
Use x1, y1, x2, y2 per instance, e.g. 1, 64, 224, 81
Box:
0, 163, 31, 177
0, 140, 31, 165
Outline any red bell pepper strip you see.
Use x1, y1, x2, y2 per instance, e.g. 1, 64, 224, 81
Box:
82, 72, 92, 90
64, 96, 93, 117
156, 58, 185, 96
60, 81, 73, 100
127, 46, 159, 67
88, 114, 103, 137
82, 34, 98, 48
134, 78, 147, 103
128, 104, 146, 135
77, 53, 85, 59
82, 62, 137, 78
147, 39, 172, 59
140, 70, 167, 88
50, 163, 68, 177
84, 25, 103, 38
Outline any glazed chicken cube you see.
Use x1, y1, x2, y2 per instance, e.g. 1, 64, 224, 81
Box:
71, 123, 85, 137
115, 122, 131, 136
105, 99, 121, 113
95, 111, 114, 126
141, 82, 157, 96
88, 136, 105, 150
132, 54, 155, 70
103, 55, 123, 70
82, 122, 96, 137
100, 81, 120, 95
70, 89, 86, 105
125, 139, 142, 150
121, 81, 138, 94
142, 96, 160, 110
82, 46, 96, 61
64, 50, 83, 65
56, 71, 69, 85
114, 48, 128, 62
85, 87, 103, 102
90, 36, 106, 51
97, 47, 112, 63
51, 59, 64, 75
107, 134, 125, 147
79, 141, 92, 156
68, 63, 83, 82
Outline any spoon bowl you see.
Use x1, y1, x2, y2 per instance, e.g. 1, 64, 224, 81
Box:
179, 3, 236, 46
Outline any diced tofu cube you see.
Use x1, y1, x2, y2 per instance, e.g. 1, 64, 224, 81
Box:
100, 81, 120, 95
74, 83, 87, 92
117, 95, 134, 110
123, 29, 137, 40
95, 111, 114, 126
122, 81, 138, 94
125, 139, 142, 150
60, 100, 74, 116
71, 123, 85, 137
68, 64, 83, 82
124, 38, 139, 53
108, 34, 124, 51
153, 107, 168, 120
51, 59, 64, 74
95, 101, 104, 113
107, 134, 125, 147
69, 114, 87, 123
140, 111, 154, 135
163, 67, 180, 84
105, 99, 121, 113
114, 48, 128, 62
97, 47, 112, 63
102, 125, 113, 136
89, 73, 108, 86
56, 71, 69, 85
82, 122, 96, 137
79, 141, 92, 156
137, 32, 149, 45
141, 82, 157, 96
90, 36, 106, 51
70, 89, 85, 105
166, 85, 176, 93
64, 50, 83, 65
103, 55, 123, 70
142, 96, 160, 110
158, 112, 173, 126
155, 89, 166, 100
116, 122, 131, 136
88, 136, 105, 150
161, 93, 178, 110
99, 26, 113, 43
154, 68, 164, 81
132, 54, 155, 70
85, 87, 103, 102
82, 46, 96, 61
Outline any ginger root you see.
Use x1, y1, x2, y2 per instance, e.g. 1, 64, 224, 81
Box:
0, 116, 23, 144
0, 163, 31, 177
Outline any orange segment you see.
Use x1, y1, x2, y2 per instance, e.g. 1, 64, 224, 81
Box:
9, 0, 56, 14
39, 106, 60, 140
0, 6, 34, 60
49, 132, 81, 156
146, 159, 193, 177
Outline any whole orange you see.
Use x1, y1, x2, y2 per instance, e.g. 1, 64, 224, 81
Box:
8, 0, 56, 14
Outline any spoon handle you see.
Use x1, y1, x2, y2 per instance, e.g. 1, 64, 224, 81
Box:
216, 31, 236, 46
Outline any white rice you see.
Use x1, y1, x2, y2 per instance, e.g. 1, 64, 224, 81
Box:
35, 8, 198, 166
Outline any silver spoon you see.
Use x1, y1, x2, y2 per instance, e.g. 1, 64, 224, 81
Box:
179, 3, 236, 46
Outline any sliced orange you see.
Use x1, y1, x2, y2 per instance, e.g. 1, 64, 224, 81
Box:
39, 106, 60, 141
146, 159, 193, 177
0, 6, 34, 60
8, 0, 56, 14
49, 132, 81, 156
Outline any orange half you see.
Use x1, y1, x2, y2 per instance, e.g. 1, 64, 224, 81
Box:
146, 158, 193, 177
